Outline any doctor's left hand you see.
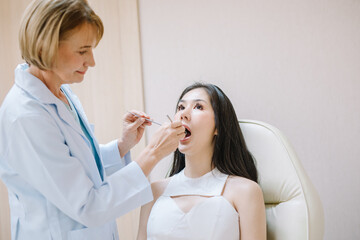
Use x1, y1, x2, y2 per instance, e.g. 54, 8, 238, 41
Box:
117, 110, 152, 157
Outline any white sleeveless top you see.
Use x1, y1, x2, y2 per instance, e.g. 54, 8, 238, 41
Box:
147, 168, 239, 240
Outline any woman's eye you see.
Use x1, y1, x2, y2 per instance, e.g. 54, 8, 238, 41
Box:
177, 105, 185, 111
194, 104, 203, 110
79, 51, 87, 55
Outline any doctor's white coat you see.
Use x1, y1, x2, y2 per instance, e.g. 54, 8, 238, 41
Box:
0, 64, 153, 239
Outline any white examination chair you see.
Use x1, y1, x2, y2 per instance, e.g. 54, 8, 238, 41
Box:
239, 120, 324, 240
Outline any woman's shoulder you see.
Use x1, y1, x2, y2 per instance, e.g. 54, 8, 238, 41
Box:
226, 175, 261, 192
0, 86, 55, 129
224, 176, 264, 209
150, 177, 172, 200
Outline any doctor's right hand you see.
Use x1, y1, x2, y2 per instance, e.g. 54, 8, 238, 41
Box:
135, 120, 185, 176
147, 120, 185, 160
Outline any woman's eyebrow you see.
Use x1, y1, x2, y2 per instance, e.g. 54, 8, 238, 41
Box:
79, 45, 92, 49
178, 99, 207, 104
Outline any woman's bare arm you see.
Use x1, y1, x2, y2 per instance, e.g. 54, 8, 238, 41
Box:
225, 177, 266, 240
137, 179, 170, 240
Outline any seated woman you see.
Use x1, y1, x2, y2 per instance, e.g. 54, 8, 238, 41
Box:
137, 83, 266, 240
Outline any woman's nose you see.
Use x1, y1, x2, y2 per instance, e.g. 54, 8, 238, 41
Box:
85, 50, 95, 67
180, 108, 191, 121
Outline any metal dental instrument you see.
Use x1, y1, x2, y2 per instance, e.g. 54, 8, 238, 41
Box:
128, 111, 161, 126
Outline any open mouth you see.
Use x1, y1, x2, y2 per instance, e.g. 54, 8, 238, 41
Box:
184, 127, 191, 138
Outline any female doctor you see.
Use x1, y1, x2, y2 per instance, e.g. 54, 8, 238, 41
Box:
0, 0, 185, 239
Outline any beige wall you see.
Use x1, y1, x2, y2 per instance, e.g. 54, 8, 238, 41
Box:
0, 0, 144, 239
0, 2, 30, 239
138, 0, 360, 240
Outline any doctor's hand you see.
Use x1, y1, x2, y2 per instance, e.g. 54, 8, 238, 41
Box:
117, 110, 152, 158
135, 120, 185, 176
146, 120, 185, 161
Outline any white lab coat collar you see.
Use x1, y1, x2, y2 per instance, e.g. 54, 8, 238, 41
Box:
14, 63, 87, 141
14, 63, 105, 180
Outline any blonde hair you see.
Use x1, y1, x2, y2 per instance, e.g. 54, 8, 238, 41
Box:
19, 0, 103, 70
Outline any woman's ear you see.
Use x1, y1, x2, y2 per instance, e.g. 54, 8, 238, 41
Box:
214, 129, 218, 136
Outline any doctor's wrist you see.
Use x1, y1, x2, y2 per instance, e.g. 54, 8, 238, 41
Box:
134, 146, 159, 177
117, 139, 131, 158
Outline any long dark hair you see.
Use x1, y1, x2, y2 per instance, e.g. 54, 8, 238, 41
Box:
169, 83, 258, 183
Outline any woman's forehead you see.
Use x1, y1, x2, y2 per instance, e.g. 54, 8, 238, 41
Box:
181, 88, 210, 102
61, 23, 97, 46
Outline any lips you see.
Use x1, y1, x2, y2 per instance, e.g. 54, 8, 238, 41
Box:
76, 68, 87, 75
77, 70, 86, 75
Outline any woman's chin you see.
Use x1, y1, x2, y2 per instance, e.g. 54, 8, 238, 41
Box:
177, 145, 189, 154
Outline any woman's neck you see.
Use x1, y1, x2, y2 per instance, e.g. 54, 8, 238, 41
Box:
184, 149, 214, 178
27, 65, 68, 104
